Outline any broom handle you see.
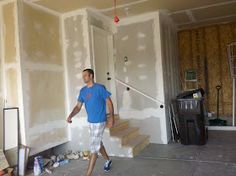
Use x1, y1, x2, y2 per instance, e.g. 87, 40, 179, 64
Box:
233, 79, 235, 126
216, 85, 221, 119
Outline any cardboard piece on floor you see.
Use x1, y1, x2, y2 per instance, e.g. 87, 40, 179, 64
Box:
19, 146, 30, 176
0, 150, 9, 170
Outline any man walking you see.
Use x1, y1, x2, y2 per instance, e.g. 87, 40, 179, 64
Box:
67, 69, 114, 176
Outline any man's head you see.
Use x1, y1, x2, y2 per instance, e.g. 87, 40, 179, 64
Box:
82, 69, 94, 84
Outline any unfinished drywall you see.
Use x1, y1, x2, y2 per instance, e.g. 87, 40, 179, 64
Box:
22, 3, 62, 65
28, 71, 66, 127
0, 29, 3, 150
114, 14, 168, 144
64, 14, 89, 112
20, 2, 68, 154
2, 1, 19, 107
0, 0, 23, 148
87, 9, 114, 34
178, 22, 236, 117
5, 69, 18, 107
2, 2, 16, 63
56, 10, 115, 152
0, 60, 2, 149
60, 10, 116, 152
159, 11, 180, 141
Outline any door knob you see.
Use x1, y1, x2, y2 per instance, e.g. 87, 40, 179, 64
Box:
107, 77, 111, 80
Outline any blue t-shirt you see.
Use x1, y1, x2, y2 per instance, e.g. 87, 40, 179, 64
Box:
77, 83, 111, 123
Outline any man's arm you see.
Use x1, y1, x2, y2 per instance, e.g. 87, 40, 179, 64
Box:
106, 97, 114, 128
67, 102, 83, 123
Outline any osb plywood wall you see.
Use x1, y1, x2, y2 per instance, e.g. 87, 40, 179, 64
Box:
178, 23, 236, 116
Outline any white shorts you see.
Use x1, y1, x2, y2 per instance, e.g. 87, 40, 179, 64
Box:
89, 122, 106, 153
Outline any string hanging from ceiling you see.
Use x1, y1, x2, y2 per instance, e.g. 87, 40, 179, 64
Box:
114, 0, 120, 24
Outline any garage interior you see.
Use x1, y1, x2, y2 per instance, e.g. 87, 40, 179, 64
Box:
0, 0, 236, 175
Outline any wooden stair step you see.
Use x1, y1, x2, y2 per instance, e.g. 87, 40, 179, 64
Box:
109, 119, 129, 135
111, 127, 139, 145
124, 135, 150, 156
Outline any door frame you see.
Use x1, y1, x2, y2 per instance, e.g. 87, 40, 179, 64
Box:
90, 25, 118, 114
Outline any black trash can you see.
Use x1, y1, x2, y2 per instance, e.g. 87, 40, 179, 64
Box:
176, 98, 207, 145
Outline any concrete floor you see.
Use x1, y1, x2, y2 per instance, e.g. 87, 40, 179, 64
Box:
27, 130, 236, 176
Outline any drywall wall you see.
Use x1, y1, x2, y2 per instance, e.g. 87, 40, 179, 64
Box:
55, 9, 115, 153
57, 10, 114, 152
22, 4, 62, 65
2, 1, 18, 108
0, 100, 3, 149
19, 2, 68, 154
114, 13, 169, 144
0, 54, 2, 149
5, 69, 18, 106
159, 11, 180, 142
62, 13, 91, 151
178, 22, 236, 117
2, 2, 16, 63
0, 0, 22, 148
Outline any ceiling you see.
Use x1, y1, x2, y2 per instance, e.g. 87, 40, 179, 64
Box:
30, 0, 236, 29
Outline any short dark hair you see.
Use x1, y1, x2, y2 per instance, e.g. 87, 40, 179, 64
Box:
83, 68, 94, 78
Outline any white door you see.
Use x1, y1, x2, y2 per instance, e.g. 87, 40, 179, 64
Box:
91, 25, 118, 114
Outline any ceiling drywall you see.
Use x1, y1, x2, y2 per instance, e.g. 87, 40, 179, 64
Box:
29, 0, 236, 29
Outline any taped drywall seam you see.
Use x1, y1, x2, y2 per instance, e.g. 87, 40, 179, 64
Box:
23, 62, 64, 71
62, 8, 86, 19
178, 19, 236, 31
87, 7, 112, 22
28, 0, 41, 3
0, 5, 3, 100
179, 14, 236, 26
170, 0, 236, 15
13, 0, 27, 145
0, 0, 15, 6
117, 11, 159, 26
83, 10, 92, 68
60, 15, 71, 141
89, 26, 97, 79
153, 12, 168, 144
23, 0, 61, 17
64, 9, 92, 72
185, 10, 196, 23
0, 4, 7, 108
100, 0, 148, 13
4, 63, 18, 69
86, 8, 116, 34
17, 0, 30, 145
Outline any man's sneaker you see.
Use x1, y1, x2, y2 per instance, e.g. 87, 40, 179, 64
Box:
104, 160, 112, 172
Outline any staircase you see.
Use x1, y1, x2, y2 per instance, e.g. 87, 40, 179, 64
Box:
103, 115, 150, 158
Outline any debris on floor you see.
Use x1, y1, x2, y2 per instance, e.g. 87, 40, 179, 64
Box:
82, 151, 90, 160
32, 150, 91, 175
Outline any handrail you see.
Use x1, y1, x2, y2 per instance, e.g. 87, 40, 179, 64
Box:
115, 78, 165, 105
